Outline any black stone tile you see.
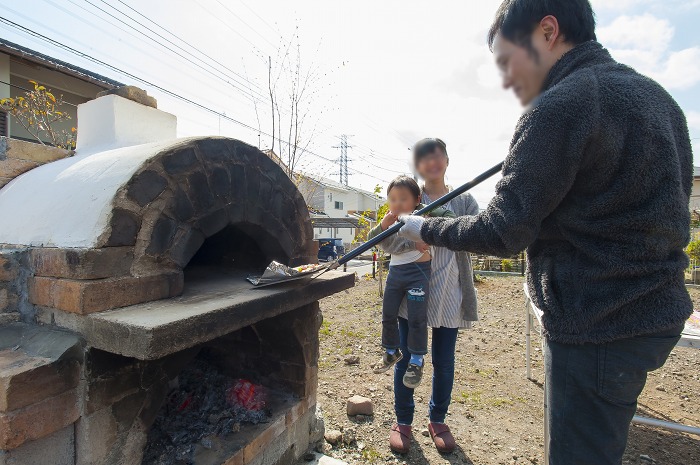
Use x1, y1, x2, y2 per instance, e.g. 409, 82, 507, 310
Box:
171, 187, 194, 221
146, 216, 178, 256
186, 171, 214, 212
194, 209, 228, 237
162, 148, 198, 175
195, 138, 232, 164
209, 167, 231, 201
127, 170, 168, 207
107, 209, 140, 246
229, 164, 246, 201
170, 229, 206, 268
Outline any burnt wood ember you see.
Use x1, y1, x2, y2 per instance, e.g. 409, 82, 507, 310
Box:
143, 360, 271, 465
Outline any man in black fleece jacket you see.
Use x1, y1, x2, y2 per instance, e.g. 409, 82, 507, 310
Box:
398, 1, 693, 464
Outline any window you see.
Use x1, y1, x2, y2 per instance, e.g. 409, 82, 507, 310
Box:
334, 201, 344, 210
0, 111, 7, 137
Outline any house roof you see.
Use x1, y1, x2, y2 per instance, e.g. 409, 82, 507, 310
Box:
310, 217, 361, 229
0, 38, 123, 90
304, 174, 382, 200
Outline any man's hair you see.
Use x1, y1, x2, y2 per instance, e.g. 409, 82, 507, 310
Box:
413, 138, 448, 168
387, 175, 421, 199
487, 0, 596, 51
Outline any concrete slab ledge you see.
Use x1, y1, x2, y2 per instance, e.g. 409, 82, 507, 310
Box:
37, 271, 355, 360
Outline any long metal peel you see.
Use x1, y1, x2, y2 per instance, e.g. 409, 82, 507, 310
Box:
307, 161, 503, 283
254, 162, 504, 287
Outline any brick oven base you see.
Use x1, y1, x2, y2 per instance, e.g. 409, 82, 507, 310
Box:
210, 396, 316, 465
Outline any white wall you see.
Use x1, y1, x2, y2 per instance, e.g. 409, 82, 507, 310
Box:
691, 178, 700, 211
323, 187, 358, 216
313, 226, 356, 245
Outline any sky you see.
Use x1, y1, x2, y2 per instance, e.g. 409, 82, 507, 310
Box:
1, 0, 699, 207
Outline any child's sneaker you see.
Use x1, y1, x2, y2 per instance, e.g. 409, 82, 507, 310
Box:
403, 363, 424, 388
373, 350, 403, 373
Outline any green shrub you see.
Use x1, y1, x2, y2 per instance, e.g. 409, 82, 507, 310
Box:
687, 240, 700, 261
501, 258, 513, 272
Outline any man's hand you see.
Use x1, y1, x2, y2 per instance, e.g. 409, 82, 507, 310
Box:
415, 241, 430, 254
380, 210, 398, 230
397, 214, 425, 241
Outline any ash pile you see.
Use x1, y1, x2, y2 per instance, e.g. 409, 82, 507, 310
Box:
143, 360, 270, 465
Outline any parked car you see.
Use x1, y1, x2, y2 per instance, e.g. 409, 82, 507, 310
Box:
317, 238, 345, 262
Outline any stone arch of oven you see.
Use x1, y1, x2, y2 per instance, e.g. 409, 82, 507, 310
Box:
103, 137, 316, 276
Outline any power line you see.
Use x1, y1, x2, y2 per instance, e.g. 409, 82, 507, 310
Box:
237, 0, 281, 37
105, 2, 405, 176
9, 2, 265, 121
0, 79, 78, 107
0, 16, 393, 184
82, 0, 268, 103
190, 0, 271, 63
0, 16, 388, 182
212, 0, 279, 49
112, 0, 270, 103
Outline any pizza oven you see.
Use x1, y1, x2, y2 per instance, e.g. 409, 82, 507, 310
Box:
0, 89, 354, 465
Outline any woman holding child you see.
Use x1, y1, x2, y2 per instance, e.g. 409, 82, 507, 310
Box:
370, 138, 479, 454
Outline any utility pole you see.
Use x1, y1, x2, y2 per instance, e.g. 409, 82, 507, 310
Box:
333, 134, 354, 186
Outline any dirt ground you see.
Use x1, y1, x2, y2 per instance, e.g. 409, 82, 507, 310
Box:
313, 275, 700, 465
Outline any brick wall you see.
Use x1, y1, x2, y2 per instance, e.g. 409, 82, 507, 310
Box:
0, 249, 24, 324
0, 137, 73, 190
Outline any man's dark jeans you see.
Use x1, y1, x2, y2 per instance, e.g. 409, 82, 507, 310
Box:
394, 317, 459, 425
545, 324, 683, 465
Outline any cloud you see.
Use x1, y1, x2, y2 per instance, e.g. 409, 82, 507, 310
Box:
591, 0, 647, 11
598, 14, 700, 90
688, 111, 700, 130
591, 0, 700, 11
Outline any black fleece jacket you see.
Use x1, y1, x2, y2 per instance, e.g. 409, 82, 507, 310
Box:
421, 41, 693, 344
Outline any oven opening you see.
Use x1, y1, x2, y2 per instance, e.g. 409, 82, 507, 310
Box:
183, 223, 288, 287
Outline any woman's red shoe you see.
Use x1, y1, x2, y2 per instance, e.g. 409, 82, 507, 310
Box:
428, 422, 456, 453
389, 423, 411, 454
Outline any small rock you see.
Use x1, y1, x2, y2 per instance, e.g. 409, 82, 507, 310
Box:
347, 395, 374, 416
655, 385, 666, 392
640, 455, 655, 463
344, 355, 360, 365
325, 429, 343, 445
421, 428, 430, 437
343, 427, 356, 445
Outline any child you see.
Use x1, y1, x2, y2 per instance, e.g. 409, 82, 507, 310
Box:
369, 175, 455, 388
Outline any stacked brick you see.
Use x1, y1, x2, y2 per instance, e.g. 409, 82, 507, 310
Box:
0, 137, 72, 190
0, 324, 82, 464
0, 249, 21, 324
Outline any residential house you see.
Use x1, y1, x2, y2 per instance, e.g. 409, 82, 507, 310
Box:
691, 166, 700, 214
0, 38, 122, 142
297, 175, 383, 245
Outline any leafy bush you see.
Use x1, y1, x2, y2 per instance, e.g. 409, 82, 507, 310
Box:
0, 80, 76, 149
687, 240, 700, 262
501, 259, 513, 272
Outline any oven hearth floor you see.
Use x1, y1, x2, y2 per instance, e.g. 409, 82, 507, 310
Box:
37, 269, 354, 360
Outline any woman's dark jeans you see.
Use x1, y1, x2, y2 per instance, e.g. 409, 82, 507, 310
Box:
394, 317, 459, 425
545, 324, 683, 465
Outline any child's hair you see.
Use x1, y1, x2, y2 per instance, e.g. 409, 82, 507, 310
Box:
387, 175, 421, 199
413, 138, 448, 168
